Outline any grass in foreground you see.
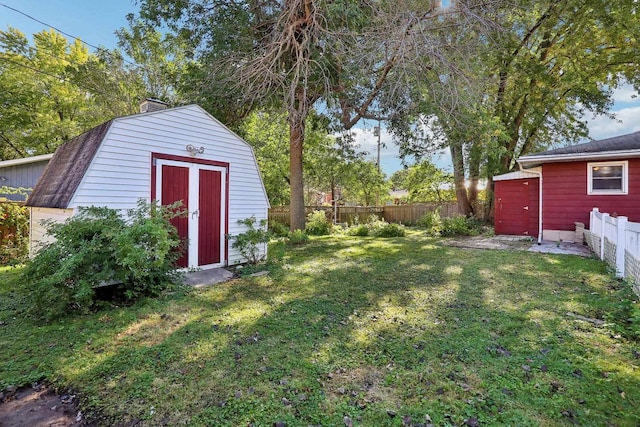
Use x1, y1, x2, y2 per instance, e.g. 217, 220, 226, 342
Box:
1, 232, 639, 426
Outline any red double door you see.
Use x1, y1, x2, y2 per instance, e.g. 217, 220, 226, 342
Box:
156, 159, 226, 268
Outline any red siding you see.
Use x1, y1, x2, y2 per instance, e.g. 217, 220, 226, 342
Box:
542, 159, 640, 230
494, 178, 539, 237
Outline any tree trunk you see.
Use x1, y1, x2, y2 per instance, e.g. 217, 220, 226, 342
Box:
467, 141, 481, 212
450, 142, 474, 216
289, 112, 306, 231
484, 177, 495, 221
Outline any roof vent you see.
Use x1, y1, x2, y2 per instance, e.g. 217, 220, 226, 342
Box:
139, 98, 169, 113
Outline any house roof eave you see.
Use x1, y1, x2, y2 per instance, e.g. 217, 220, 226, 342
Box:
0, 153, 54, 169
518, 149, 640, 168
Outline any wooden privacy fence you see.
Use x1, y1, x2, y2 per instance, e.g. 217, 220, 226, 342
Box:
585, 208, 640, 296
269, 202, 467, 226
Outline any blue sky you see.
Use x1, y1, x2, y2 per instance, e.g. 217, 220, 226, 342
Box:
2, 0, 639, 176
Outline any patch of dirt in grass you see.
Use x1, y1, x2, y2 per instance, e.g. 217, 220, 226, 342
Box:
325, 366, 398, 407
0, 384, 93, 427
443, 235, 533, 251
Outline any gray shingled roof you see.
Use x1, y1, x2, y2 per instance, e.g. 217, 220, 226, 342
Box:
26, 120, 113, 208
523, 130, 640, 157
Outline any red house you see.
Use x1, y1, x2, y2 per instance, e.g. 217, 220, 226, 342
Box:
494, 131, 640, 242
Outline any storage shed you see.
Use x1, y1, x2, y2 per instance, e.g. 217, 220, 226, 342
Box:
493, 169, 540, 237
26, 102, 270, 268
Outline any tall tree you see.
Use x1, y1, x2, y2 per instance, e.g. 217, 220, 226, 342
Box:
137, 0, 501, 229
401, 160, 455, 203
115, 16, 188, 104
396, 0, 640, 217
342, 159, 389, 206
0, 28, 93, 159
240, 109, 366, 206
0, 28, 156, 160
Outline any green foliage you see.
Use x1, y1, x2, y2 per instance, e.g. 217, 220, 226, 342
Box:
22, 201, 183, 320
267, 239, 286, 261
115, 16, 186, 103
239, 110, 373, 207
0, 28, 145, 160
238, 111, 291, 205
0, 186, 30, 197
268, 220, 289, 238
346, 217, 405, 238
605, 279, 640, 341
229, 217, 271, 265
305, 210, 331, 236
392, 160, 455, 203
417, 210, 443, 236
287, 229, 309, 245
371, 222, 405, 238
346, 223, 369, 236
441, 215, 483, 237
341, 160, 389, 206
0, 203, 29, 265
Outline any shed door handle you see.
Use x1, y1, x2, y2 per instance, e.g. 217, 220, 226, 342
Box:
192, 209, 199, 218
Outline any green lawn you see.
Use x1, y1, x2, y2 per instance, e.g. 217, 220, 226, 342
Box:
1, 232, 639, 426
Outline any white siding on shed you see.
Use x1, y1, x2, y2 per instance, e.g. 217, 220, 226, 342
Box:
29, 207, 74, 257
68, 105, 269, 265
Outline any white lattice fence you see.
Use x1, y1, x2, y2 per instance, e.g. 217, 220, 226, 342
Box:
589, 208, 640, 296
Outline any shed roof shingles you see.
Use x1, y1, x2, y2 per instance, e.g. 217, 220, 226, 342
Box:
26, 120, 113, 208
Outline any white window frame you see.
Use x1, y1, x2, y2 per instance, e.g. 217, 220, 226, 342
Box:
587, 160, 628, 195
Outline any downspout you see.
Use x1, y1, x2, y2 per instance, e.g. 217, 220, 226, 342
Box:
519, 163, 543, 244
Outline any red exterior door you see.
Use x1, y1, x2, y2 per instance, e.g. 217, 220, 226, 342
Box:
495, 178, 539, 236
155, 157, 227, 268
198, 169, 222, 265
161, 165, 190, 267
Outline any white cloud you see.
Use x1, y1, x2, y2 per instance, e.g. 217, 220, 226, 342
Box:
611, 83, 638, 105
586, 106, 640, 140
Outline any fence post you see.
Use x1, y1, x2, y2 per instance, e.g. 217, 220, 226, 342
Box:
616, 216, 627, 277
600, 212, 608, 260
590, 208, 598, 232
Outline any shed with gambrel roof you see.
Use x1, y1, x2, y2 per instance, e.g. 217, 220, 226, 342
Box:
27, 102, 270, 267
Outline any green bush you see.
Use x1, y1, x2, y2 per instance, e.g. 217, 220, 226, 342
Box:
287, 229, 309, 244
22, 201, 184, 320
0, 203, 29, 265
371, 222, 406, 237
268, 220, 289, 237
305, 210, 331, 236
416, 209, 442, 230
229, 217, 271, 264
346, 218, 406, 238
441, 215, 482, 237
417, 210, 443, 236
346, 224, 369, 236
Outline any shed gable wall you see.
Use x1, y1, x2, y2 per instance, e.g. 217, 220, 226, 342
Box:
69, 105, 269, 264
542, 159, 640, 230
